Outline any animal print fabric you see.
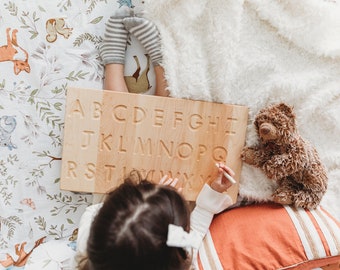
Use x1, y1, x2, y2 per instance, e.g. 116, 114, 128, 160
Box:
0, 1, 153, 268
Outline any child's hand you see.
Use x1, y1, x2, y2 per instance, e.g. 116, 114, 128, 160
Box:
210, 163, 235, 193
159, 175, 183, 193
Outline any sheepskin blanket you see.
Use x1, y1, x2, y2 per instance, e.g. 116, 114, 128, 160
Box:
145, 0, 340, 219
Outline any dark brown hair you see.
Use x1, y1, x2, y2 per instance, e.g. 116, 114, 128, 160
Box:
82, 176, 191, 270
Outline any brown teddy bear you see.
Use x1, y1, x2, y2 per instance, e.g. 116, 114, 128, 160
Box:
241, 103, 328, 209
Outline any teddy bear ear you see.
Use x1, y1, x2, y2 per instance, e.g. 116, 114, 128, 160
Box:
276, 103, 295, 117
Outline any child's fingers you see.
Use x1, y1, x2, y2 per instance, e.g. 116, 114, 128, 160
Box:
162, 177, 179, 186
221, 177, 233, 189
217, 163, 235, 176
163, 178, 174, 186
169, 178, 179, 187
159, 175, 168, 184
160, 177, 183, 193
215, 163, 236, 185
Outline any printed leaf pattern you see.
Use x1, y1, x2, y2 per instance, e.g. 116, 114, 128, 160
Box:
0, 1, 152, 266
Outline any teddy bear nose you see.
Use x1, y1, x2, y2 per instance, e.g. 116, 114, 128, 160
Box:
261, 126, 271, 134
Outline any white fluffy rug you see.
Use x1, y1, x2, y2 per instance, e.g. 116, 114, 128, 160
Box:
145, 0, 340, 219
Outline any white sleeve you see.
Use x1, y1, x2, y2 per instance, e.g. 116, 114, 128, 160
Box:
190, 184, 232, 268
76, 203, 103, 257
191, 184, 232, 237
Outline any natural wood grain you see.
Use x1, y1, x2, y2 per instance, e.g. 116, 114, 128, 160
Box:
60, 87, 248, 201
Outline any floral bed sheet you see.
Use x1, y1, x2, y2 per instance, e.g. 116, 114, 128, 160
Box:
0, 1, 152, 269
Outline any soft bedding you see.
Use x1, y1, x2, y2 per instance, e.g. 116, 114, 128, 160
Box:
0, 0, 339, 269
200, 203, 340, 270
145, 0, 340, 220
0, 0, 152, 268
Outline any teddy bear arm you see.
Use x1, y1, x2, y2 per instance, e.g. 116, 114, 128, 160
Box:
294, 165, 328, 190
263, 153, 304, 180
241, 146, 266, 167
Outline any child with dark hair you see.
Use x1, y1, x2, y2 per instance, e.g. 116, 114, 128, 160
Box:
75, 163, 235, 270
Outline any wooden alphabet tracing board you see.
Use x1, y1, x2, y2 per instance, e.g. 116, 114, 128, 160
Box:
60, 87, 248, 201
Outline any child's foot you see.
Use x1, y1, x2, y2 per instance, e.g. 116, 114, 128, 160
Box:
123, 17, 162, 66
99, 8, 131, 65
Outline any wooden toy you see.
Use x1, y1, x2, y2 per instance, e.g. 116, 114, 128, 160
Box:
60, 87, 248, 201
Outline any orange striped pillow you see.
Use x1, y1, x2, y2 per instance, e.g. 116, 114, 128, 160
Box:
198, 203, 340, 270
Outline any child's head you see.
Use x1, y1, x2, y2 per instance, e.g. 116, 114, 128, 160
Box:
84, 177, 191, 270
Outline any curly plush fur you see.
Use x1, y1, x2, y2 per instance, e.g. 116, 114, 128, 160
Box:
241, 103, 328, 209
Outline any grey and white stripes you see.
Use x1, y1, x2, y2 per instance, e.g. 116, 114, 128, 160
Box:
99, 13, 163, 66
123, 17, 163, 66
99, 16, 128, 65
